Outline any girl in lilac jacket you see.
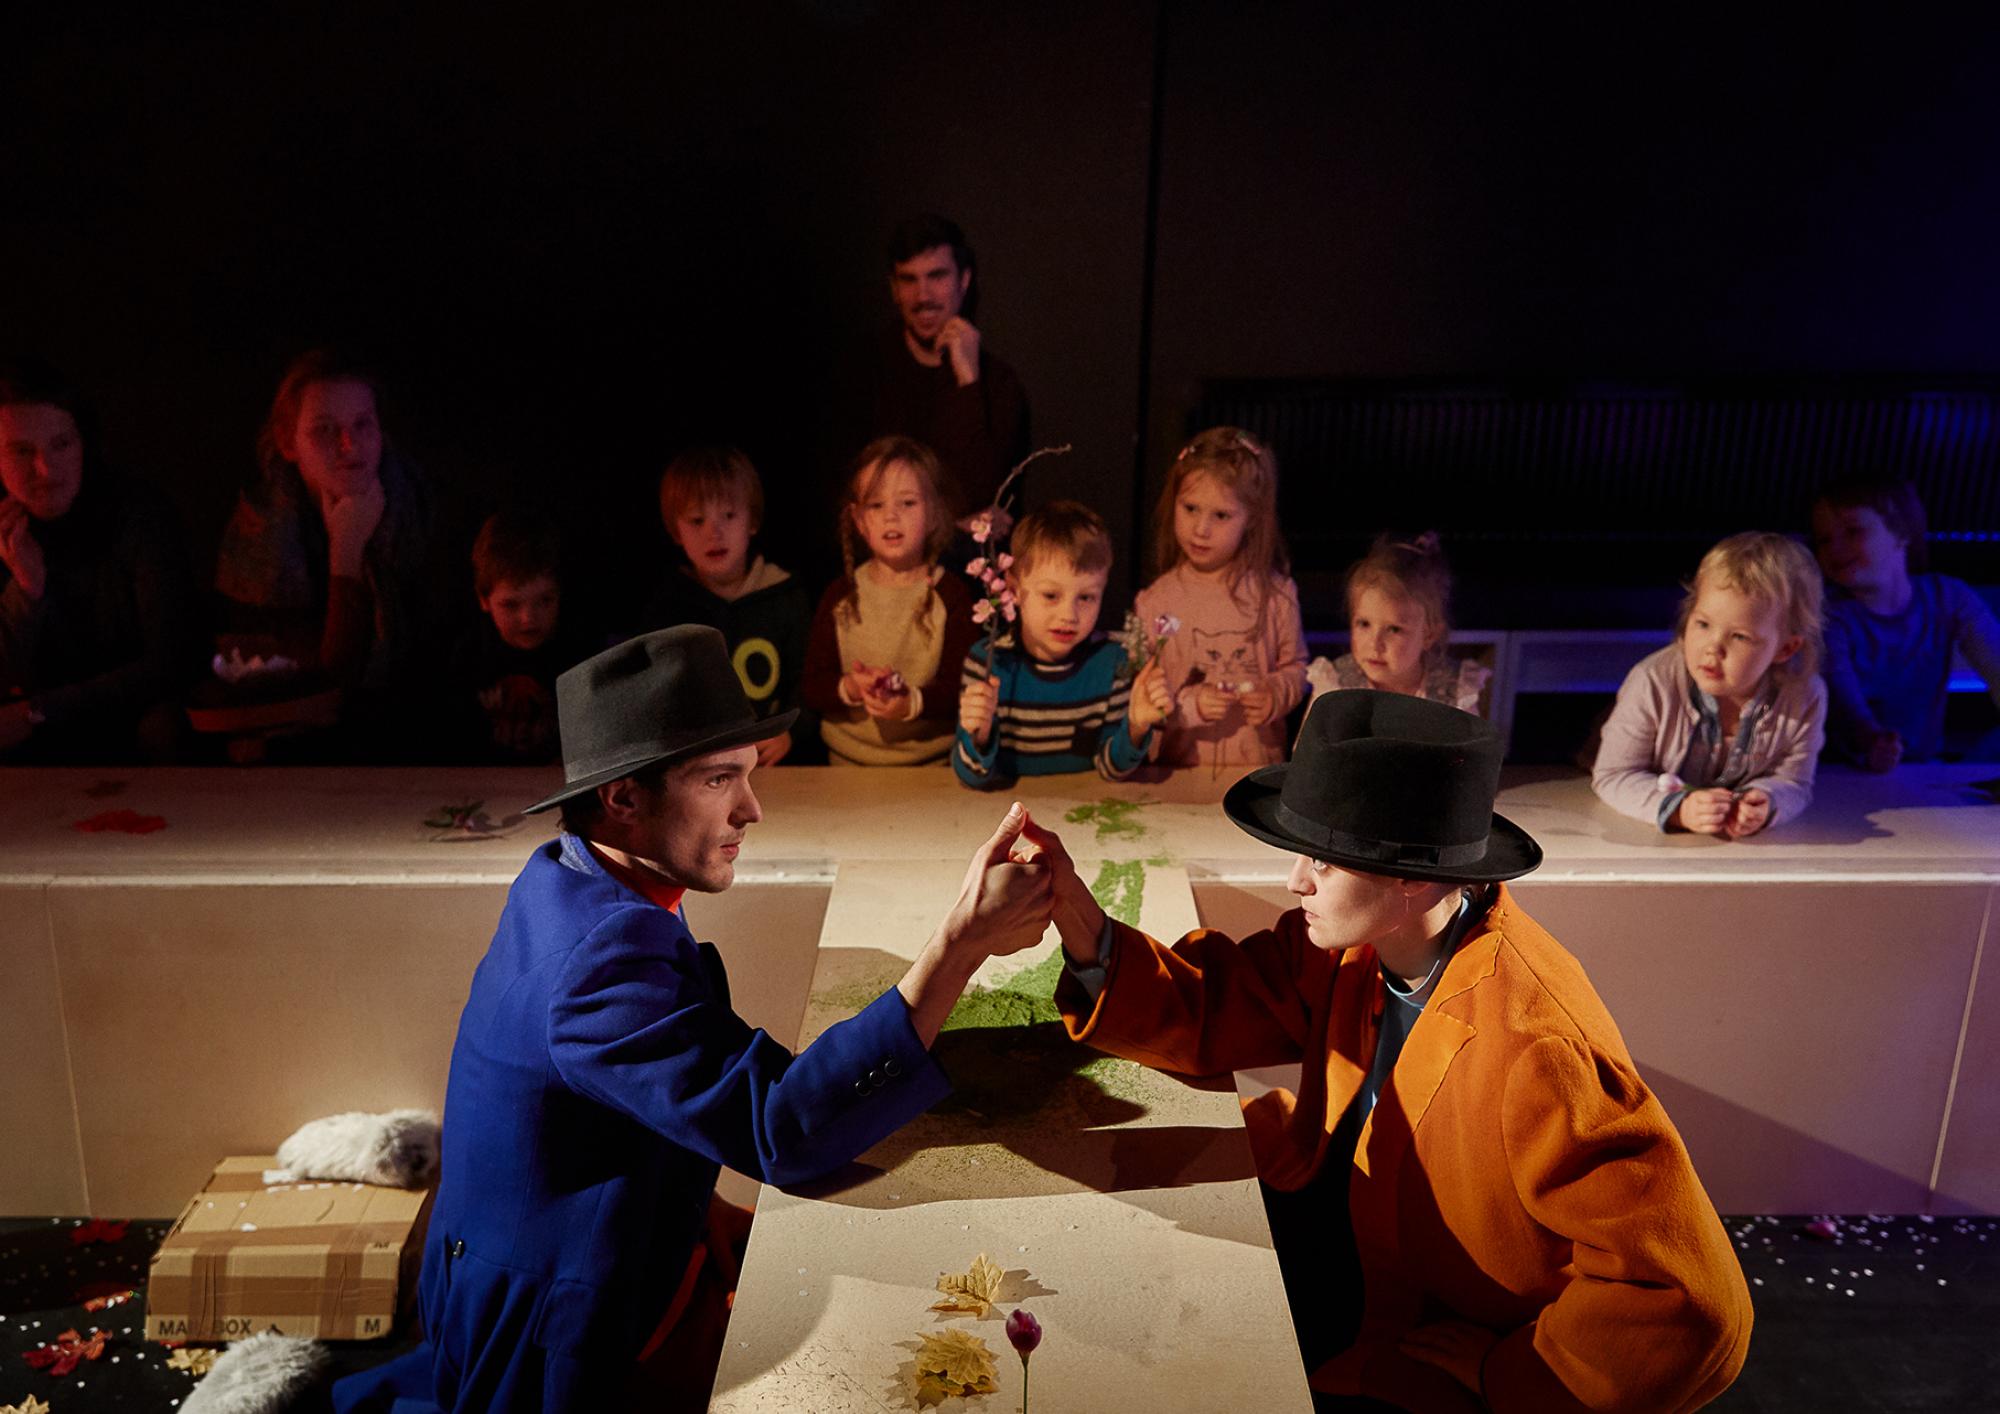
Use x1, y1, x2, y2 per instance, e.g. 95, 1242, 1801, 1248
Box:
1593, 533, 1826, 836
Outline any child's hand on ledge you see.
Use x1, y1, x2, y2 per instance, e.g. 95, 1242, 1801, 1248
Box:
1126, 657, 1173, 735
1864, 728, 1904, 774
960, 675, 999, 745
1724, 788, 1772, 838
754, 731, 792, 769
1674, 787, 1735, 835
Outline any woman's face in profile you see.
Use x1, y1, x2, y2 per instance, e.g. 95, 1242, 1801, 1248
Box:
290, 377, 382, 501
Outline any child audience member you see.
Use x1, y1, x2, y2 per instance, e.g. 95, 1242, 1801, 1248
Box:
1133, 427, 1308, 768
444, 511, 591, 764
1306, 531, 1489, 714
801, 436, 977, 765
1811, 477, 2000, 768
953, 500, 1170, 788
646, 446, 813, 767
1593, 532, 1826, 836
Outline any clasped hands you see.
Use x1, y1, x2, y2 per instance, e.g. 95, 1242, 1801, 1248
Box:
1672, 786, 1772, 838
1191, 674, 1278, 728
841, 661, 914, 721
936, 803, 1103, 967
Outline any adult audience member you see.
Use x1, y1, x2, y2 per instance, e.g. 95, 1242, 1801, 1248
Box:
213, 350, 440, 753
0, 362, 197, 762
868, 214, 1031, 517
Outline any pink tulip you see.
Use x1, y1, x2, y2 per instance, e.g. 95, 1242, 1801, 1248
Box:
1007, 1308, 1042, 1413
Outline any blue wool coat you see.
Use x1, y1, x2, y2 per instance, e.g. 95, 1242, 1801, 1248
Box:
333, 834, 950, 1413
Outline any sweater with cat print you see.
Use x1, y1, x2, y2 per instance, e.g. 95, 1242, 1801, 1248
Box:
1134, 565, 1309, 768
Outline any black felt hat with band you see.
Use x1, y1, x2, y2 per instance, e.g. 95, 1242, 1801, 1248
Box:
1222, 689, 1541, 883
523, 626, 798, 816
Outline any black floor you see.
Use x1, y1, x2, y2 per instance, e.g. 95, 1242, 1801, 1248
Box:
3, 1213, 1996, 1411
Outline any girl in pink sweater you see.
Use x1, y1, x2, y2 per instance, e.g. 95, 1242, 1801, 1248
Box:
1133, 427, 1308, 770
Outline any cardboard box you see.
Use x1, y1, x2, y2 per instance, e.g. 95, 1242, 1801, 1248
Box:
146, 1156, 432, 1342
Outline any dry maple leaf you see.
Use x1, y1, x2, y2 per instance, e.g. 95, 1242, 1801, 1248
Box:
1, 1397, 52, 1414
932, 1252, 1005, 1314
166, 1346, 220, 1375
915, 1327, 1000, 1396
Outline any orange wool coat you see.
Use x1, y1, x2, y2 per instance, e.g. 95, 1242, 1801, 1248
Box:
1058, 886, 1752, 1413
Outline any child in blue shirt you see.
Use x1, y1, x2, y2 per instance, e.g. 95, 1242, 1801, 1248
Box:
953, 501, 1170, 788
1811, 477, 2000, 767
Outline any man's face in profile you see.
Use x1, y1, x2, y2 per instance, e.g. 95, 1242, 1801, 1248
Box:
890, 245, 971, 351
629, 746, 762, 894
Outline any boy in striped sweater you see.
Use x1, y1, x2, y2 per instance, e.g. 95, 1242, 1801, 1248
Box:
954, 501, 1172, 788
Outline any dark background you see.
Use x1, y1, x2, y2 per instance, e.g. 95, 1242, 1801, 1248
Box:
6, 2, 1999, 629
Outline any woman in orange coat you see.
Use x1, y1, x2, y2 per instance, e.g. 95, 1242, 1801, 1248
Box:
1030, 691, 1752, 1413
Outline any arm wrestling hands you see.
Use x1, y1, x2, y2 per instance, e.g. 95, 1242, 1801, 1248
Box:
897, 802, 1064, 1045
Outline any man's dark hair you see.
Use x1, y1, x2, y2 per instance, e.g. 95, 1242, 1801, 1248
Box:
556, 762, 670, 838
887, 213, 973, 273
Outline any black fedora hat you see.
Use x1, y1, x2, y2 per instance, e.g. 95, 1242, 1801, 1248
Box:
523, 626, 798, 815
1222, 690, 1540, 883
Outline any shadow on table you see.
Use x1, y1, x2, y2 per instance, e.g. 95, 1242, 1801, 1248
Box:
792, 1018, 1256, 1209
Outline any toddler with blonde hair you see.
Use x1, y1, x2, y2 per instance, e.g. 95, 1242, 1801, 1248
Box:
1594, 532, 1826, 836
1308, 531, 1489, 714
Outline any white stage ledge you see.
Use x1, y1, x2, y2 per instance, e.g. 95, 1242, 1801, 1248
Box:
2, 763, 1995, 1220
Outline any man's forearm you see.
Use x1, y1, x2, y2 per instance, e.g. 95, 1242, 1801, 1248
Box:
895, 929, 984, 1048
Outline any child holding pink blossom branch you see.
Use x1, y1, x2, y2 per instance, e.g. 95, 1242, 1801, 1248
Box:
953, 501, 1168, 788
1133, 427, 1309, 769
801, 437, 977, 765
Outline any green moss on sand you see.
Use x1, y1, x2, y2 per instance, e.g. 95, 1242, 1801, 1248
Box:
1064, 798, 1151, 841
1091, 859, 1147, 926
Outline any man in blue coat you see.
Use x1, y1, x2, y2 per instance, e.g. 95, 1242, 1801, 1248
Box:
334, 626, 1053, 1411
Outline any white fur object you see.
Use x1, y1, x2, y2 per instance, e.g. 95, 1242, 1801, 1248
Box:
273, 1109, 441, 1188
180, 1333, 327, 1414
